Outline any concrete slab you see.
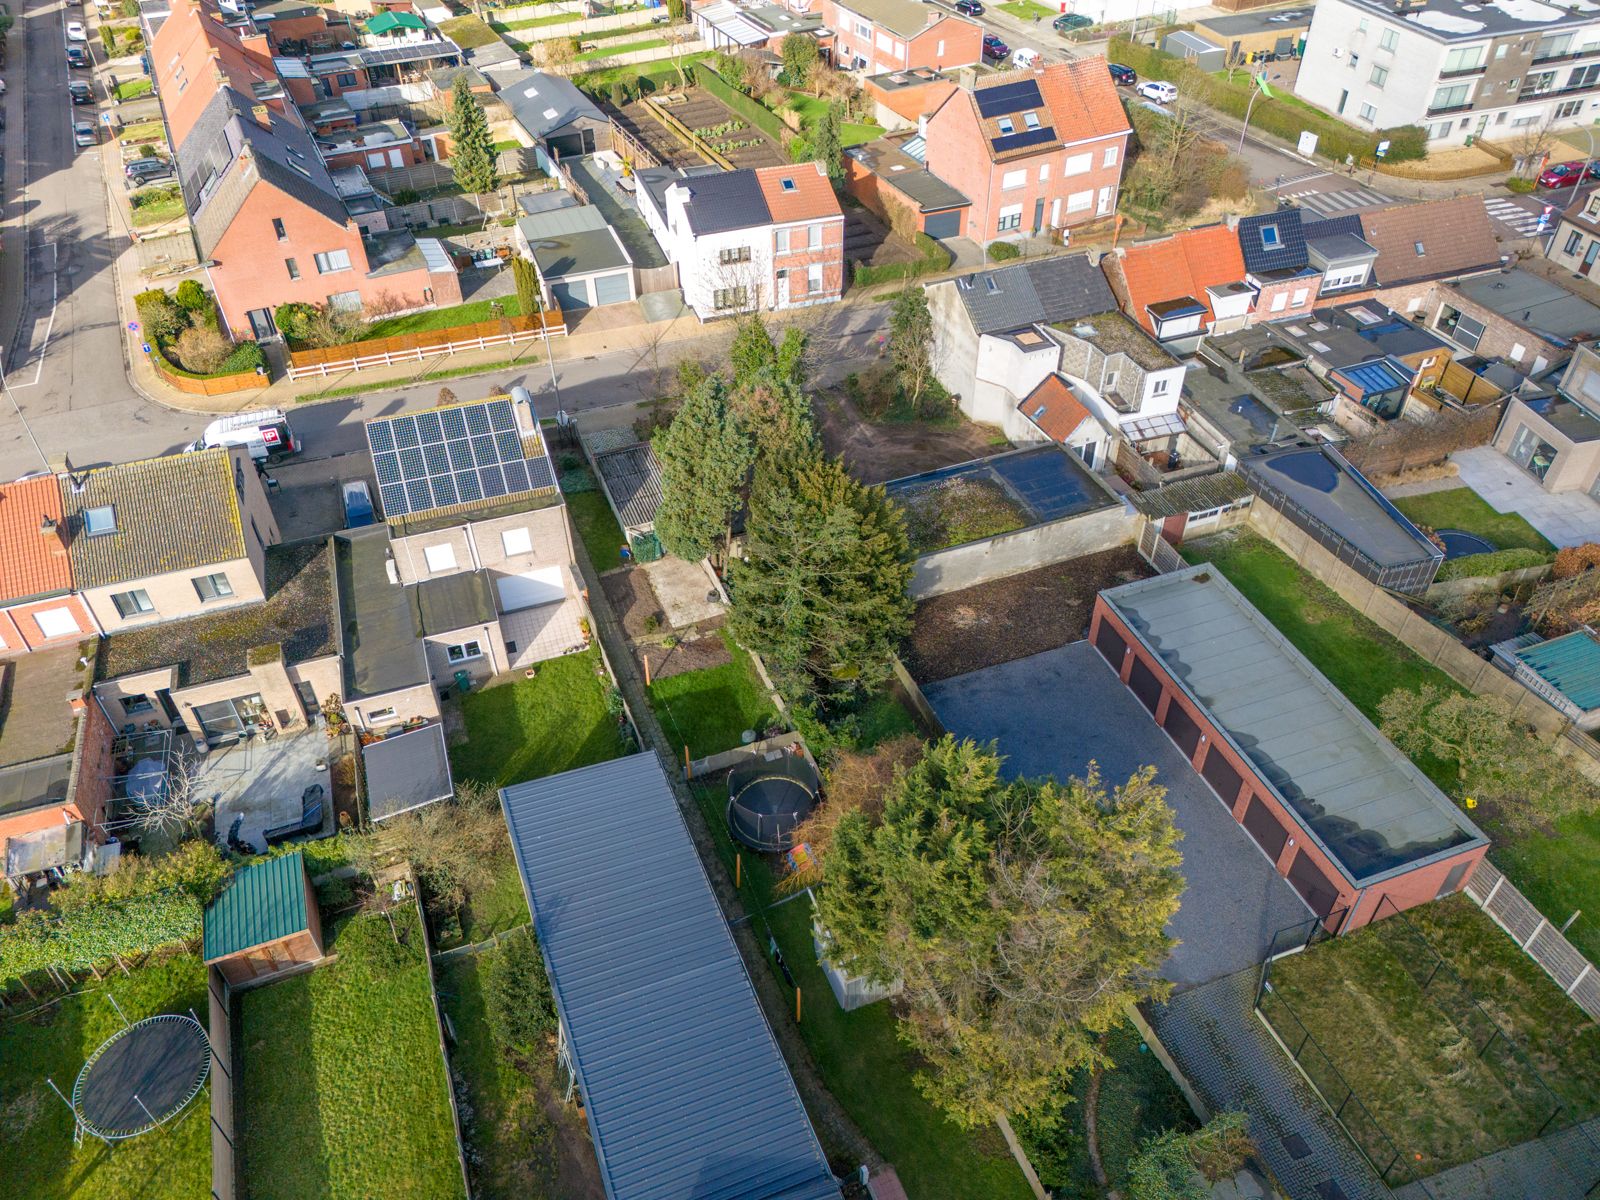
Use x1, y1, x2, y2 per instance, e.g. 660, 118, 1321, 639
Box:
924, 641, 1310, 989
1452, 446, 1600, 548
502, 598, 588, 668
641, 557, 725, 630
198, 732, 330, 853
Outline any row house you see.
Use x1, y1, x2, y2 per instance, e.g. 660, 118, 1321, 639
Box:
924, 60, 1130, 245
822, 0, 983, 73
1548, 187, 1600, 278
1103, 223, 1251, 353
637, 162, 844, 321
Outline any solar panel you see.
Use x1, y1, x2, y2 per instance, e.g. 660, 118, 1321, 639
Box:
991, 127, 1057, 154
975, 80, 1042, 118
363, 397, 556, 519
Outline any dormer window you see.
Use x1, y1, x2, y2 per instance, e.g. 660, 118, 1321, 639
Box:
997, 117, 1015, 134
1260, 223, 1281, 249
1023, 111, 1040, 130
85, 505, 117, 536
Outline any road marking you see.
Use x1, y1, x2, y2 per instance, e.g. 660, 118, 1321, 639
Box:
1281, 186, 1389, 216
1483, 196, 1546, 237
9, 243, 60, 389
1273, 169, 1330, 191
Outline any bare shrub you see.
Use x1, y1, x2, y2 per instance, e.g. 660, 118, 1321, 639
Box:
174, 325, 233, 374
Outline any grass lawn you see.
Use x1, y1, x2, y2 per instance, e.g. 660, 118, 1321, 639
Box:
117, 119, 165, 144
1000, 0, 1056, 19
0, 951, 211, 1200
784, 92, 884, 147
115, 78, 152, 101
237, 905, 465, 1200
1264, 895, 1600, 1176
842, 122, 883, 146
363, 294, 524, 340
687, 784, 1033, 1200
843, 689, 918, 749
574, 51, 711, 91
450, 647, 629, 789
558, 461, 627, 570
437, 14, 502, 49
1391, 488, 1555, 552
577, 36, 668, 59
648, 630, 779, 760
130, 188, 185, 228
492, 10, 578, 31
1491, 813, 1600, 962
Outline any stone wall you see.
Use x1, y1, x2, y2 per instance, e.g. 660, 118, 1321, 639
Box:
909, 503, 1138, 599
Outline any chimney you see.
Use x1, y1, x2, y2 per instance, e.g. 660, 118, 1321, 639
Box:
40, 516, 69, 558
251, 103, 272, 128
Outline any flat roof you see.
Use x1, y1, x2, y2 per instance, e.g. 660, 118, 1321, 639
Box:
885, 444, 1117, 526
1454, 269, 1600, 344
1101, 566, 1485, 883
1195, 5, 1313, 36
1181, 362, 1304, 451
1239, 444, 1442, 569
336, 526, 428, 700
845, 139, 969, 213
501, 754, 840, 1200
1522, 394, 1600, 442
1333, 0, 1598, 42
364, 724, 454, 821
1515, 630, 1600, 711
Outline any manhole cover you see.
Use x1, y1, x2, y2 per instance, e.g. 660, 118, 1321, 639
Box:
1313, 1182, 1349, 1200
1282, 1132, 1311, 1160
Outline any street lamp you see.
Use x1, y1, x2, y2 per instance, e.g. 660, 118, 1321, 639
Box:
1238, 73, 1274, 156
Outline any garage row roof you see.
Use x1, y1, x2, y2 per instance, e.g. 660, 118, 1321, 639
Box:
1099, 566, 1485, 884
501, 754, 840, 1200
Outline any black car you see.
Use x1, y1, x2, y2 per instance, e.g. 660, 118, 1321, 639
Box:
1107, 62, 1137, 86
954, 0, 984, 13
68, 80, 93, 104
1052, 12, 1093, 31
66, 45, 89, 68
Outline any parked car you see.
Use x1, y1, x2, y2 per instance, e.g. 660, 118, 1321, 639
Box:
125, 157, 174, 187
65, 20, 88, 41
1107, 62, 1137, 86
68, 80, 93, 104
1137, 79, 1178, 104
955, 0, 984, 14
1011, 47, 1040, 68
1536, 160, 1600, 188
66, 45, 90, 67
982, 33, 1010, 62
73, 120, 96, 147
342, 481, 376, 528
1053, 12, 1092, 31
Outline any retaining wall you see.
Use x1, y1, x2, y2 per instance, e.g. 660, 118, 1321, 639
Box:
908, 503, 1138, 599
1425, 561, 1553, 603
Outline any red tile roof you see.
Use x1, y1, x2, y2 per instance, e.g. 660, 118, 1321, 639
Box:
0, 477, 72, 605
1019, 375, 1095, 442
1114, 225, 1248, 335
970, 58, 1130, 162
755, 162, 843, 224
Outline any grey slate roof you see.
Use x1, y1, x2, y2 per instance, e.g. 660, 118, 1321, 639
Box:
1101, 566, 1486, 883
954, 254, 1116, 335
500, 754, 840, 1200
497, 69, 605, 140
178, 88, 349, 259
673, 169, 773, 236
364, 723, 454, 822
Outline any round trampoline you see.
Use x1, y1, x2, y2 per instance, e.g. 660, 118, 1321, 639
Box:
1437, 529, 1496, 559
727, 748, 820, 852
71, 1014, 211, 1143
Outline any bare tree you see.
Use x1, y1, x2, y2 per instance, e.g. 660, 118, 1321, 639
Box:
1507, 116, 1558, 180
540, 35, 579, 78
132, 759, 211, 842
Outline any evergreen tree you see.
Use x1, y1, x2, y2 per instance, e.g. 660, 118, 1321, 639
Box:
653, 377, 755, 563
729, 314, 777, 378
817, 738, 1184, 1127
729, 368, 816, 459
511, 255, 540, 319
728, 450, 911, 700
814, 101, 844, 183
780, 32, 819, 89
448, 77, 499, 200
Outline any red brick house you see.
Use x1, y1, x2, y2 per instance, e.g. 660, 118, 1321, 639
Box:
822, 0, 983, 72
0, 478, 97, 656
923, 59, 1130, 245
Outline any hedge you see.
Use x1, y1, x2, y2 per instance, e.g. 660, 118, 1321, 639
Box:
1108, 39, 1426, 165
0, 891, 202, 982
695, 63, 790, 145
852, 233, 951, 287
1434, 546, 1553, 583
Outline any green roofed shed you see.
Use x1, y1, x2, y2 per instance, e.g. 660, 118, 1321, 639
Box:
203, 852, 325, 987
366, 10, 427, 34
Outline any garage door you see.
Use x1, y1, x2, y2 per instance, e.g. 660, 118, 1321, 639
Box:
551, 280, 591, 310
592, 271, 632, 306
925, 211, 962, 239
497, 567, 565, 611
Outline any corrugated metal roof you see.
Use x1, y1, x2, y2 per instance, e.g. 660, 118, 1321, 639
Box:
1127, 472, 1255, 518
501, 754, 840, 1200
1515, 630, 1600, 711
593, 443, 663, 531
203, 851, 309, 961
365, 724, 455, 822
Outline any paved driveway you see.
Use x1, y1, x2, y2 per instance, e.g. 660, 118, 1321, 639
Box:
924, 640, 1310, 990
1454, 445, 1600, 547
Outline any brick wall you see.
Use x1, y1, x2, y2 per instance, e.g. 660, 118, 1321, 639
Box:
1374, 279, 1565, 373
772, 218, 845, 306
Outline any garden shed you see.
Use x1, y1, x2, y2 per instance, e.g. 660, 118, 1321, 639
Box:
203, 851, 325, 988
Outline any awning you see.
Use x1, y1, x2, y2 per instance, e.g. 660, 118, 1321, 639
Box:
363, 723, 454, 822
5, 820, 85, 879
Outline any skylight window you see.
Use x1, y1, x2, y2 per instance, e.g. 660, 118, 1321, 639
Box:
1415, 241, 1426, 255
84, 505, 117, 536
1260, 223, 1281, 249
1023, 111, 1040, 130
997, 117, 1015, 134
1033, 405, 1047, 419
542, 107, 559, 120
781, 177, 797, 191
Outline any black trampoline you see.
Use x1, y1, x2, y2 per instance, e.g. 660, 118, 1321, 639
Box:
69, 1013, 211, 1143
726, 748, 820, 852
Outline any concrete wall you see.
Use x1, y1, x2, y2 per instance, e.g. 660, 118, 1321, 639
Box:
909, 502, 1137, 599
346, 681, 440, 732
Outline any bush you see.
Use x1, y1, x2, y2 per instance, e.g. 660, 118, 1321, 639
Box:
1553, 542, 1600, 579
392, 186, 420, 205
987, 241, 1021, 262
481, 926, 556, 1057
134, 288, 185, 343
219, 340, 267, 374
273, 301, 318, 343
1435, 546, 1552, 583
1506, 177, 1538, 194
174, 278, 209, 312
788, 134, 813, 164
173, 325, 234, 374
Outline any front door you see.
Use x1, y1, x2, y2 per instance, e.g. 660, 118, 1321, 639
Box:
1033, 198, 1044, 233
246, 307, 277, 340
1583, 239, 1600, 276
1097, 186, 1113, 216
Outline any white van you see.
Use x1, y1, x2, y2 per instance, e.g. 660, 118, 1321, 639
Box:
188, 409, 301, 462
1011, 47, 1041, 69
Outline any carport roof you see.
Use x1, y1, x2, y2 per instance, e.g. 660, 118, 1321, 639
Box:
593, 442, 663, 531
500, 754, 840, 1200
364, 723, 454, 821
1099, 566, 1485, 883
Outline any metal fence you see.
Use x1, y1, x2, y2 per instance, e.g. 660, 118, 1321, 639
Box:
1466, 860, 1600, 1023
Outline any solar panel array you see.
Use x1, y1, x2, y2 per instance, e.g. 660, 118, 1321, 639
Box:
362, 41, 451, 66
992, 126, 1057, 154
366, 399, 555, 519
975, 79, 1042, 118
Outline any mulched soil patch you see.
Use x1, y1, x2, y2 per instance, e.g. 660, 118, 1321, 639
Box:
639, 632, 731, 682
601, 567, 665, 639
904, 546, 1154, 684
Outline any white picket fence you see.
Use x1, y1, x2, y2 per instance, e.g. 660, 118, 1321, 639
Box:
286, 323, 568, 381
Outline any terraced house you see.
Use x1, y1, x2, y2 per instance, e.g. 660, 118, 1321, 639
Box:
819, 0, 984, 72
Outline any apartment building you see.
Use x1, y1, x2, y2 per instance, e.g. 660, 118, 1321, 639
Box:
1295, 0, 1600, 146
823, 0, 983, 73
637, 162, 844, 320
923, 60, 1130, 244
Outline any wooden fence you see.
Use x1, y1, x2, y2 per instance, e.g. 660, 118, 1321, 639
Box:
1466, 860, 1600, 1023
208, 965, 238, 1200
150, 353, 266, 396
286, 311, 566, 380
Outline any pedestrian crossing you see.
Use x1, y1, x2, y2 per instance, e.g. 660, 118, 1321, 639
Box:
1278, 185, 1391, 216
1483, 195, 1547, 237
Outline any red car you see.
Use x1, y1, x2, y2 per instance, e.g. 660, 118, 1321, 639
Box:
1537, 160, 1600, 188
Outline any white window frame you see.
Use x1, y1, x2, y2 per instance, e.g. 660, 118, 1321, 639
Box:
1103, 145, 1118, 168
1039, 162, 1050, 181
1270, 291, 1290, 312
365, 706, 398, 724
1066, 190, 1093, 213
314, 248, 353, 274
1291, 288, 1309, 307
193, 572, 235, 602
1064, 151, 1093, 176
423, 543, 457, 573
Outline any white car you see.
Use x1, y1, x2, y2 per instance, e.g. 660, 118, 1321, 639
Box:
66, 20, 88, 41
1137, 80, 1178, 104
